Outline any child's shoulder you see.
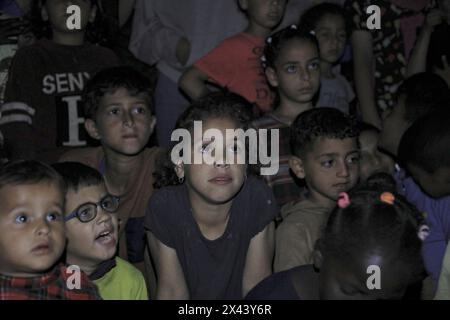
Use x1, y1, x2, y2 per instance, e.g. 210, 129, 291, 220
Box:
59, 147, 103, 167
113, 257, 146, 281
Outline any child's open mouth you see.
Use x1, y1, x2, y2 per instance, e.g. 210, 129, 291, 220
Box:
95, 230, 116, 246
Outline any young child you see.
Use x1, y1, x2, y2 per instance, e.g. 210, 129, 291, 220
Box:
52, 162, 148, 300
299, 2, 354, 113
253, 25, 321, 208
377, 72, 450, 293
145, 92, 277, 299
358, 122, 395, 182
274, 107, 360, 272
398, 110, 450, 199
0, 160, 100, 300
59, 66, 163, 291
178, 0, 287, 114
247, 181, 427, 300
1, 0, 119, 162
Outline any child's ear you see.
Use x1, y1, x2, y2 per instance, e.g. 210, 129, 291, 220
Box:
149, 116, 157, 134
88, 5, 97, 23
265, 67, 279, 88
84, 119, 101, 140
289, 155, 306, 179
238, 0, 248, 10
174, 160, 185, 180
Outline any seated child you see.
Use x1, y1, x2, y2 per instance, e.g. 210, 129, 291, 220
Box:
60, 66, 163, 282
358, 122, 395, 182
299, 2, 354, 113
274, 107, 360, 272
53, 162, 148, 300
247, 180, 427, 300
179, 0, 287, 114
1, 0, 119, 162
0, 160, 100, 300
398, 110, 450, 199
253, 25, 321, 208
146, 92, 277, 299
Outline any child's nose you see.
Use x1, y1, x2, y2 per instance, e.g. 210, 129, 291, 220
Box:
122, 111, 135, 127
96, 208, 112, 224
337, 162, 350, 177
36, 219, 51, 236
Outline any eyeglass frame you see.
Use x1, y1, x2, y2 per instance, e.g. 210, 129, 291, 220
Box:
64, 194, 120, 223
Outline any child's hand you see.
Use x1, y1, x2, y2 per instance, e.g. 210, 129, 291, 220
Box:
424, 9, 443, 32
176, 37, 191, 66
0, 18, 31, 45
434, 55, 450, 87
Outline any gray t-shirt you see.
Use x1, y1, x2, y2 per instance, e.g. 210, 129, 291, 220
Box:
316, 73, 355, 114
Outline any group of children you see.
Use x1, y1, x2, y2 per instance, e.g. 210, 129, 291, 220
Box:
0, 0, 450, 300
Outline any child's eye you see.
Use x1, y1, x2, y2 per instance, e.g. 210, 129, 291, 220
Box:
200, 142, 214, 154
347, 154, 360, 164
46, 212, 62, 222
108, 108, 121, 116
321, 160, 334, 168
132, 106, 147, 115
284, 65, 297, 74
308, 62, 320, 70
15, 215, 28, 224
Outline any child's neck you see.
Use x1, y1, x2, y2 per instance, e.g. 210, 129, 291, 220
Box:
188, 189, 233, 241
320, 60, 335, 79
307, 192, 336, 210
273, 100, 313, 125
66, 255, 98, 277
245, 22, 272, 38
52, 30, 85, 46
102, 149, 145, 196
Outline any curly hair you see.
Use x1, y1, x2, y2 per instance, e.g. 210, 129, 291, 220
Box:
290, 107, 359, 158
153, 91, 253, 189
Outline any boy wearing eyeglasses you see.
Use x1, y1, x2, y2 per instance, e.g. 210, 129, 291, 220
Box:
0, 160, 101, 300
53, 162, 148, 300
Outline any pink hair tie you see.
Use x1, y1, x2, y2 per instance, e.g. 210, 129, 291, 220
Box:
338, 192, 350, 209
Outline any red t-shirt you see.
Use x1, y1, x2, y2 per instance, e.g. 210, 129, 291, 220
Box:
195, 32, 274, 113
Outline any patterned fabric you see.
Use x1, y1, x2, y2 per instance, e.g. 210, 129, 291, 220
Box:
344, 0, 429, 112
0, 264, 101, 300
252, 113, 307, 209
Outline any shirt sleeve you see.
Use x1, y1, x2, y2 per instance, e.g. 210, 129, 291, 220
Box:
144, 188, 176, 249
274, 223, 312, 272
194, 37, 239, 88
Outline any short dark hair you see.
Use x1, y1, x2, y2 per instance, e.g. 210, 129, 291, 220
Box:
290, 107, 359, 158
52, 162, 104, 193
398, 110, 450, 173
397, 72, 450, 123
0, 160, 66, 193
323, 177, 426, 284
299, 2, 351, 36
83, 66, 154, 120
154, 91, 253, 189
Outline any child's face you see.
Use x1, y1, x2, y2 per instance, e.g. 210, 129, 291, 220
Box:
43, 0, 95, 33
177, 118, 247, 206
266, 39, 320, 105
242, 0, 286, 30
407, 164, 450, 199
86, 87, 156, 157
297, 137, 359, 207
319, 253, 410, 300
379, 95, 410, 157
359, 130, 395, 182
315, 14, 347, 65
65, 184, 118, 267
0, 183, 65, 277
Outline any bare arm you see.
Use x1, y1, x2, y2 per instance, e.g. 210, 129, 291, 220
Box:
351, 30, 381, 129
242, 222, 275, 298
407, 9, 442, 77
178, 66, 210, 100
146, 231, 189, 300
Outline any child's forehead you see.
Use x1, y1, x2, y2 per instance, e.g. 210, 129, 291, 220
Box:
307, 136, 358, 155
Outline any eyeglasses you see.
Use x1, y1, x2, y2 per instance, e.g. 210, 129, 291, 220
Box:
65, 195, 120, 223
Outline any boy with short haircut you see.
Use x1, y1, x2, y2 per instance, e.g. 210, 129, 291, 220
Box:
59, 66, 163, 295
53, 162, 148, 300
0, 160, 100, 300
274, 108, 360, 272
179, 0, 287, 114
